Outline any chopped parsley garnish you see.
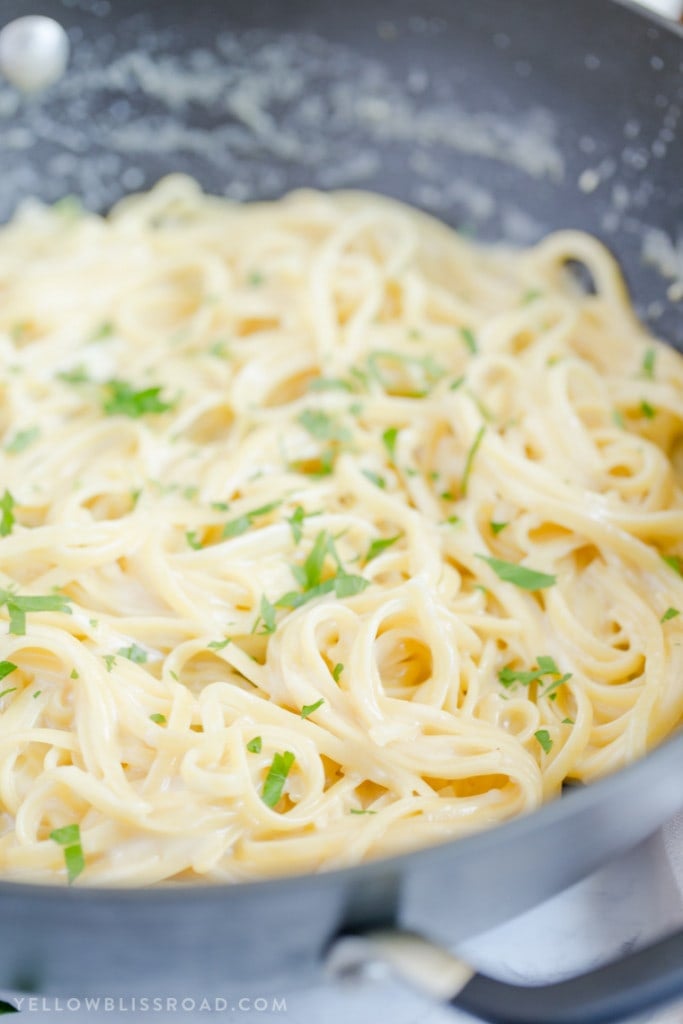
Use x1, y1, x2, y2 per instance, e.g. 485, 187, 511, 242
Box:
366, 534, 402, 563
287, 505, 306, 544
332, 663, 344, 682
149, 713, 166, 725
534, 729, 553, 754
276, 573, 369, 610
70, 668, 79, 679
308, 377, 353, 393
0, 491, 15, 537
450, 376, 465, 391
382, 426, 399, 460
662, 555, 682, 577
294, 531, 338, 590
222, 500, 281, 539
301, 698, 324, 718
53, 195, 83, 220
117, 643, 147, 664
58, 365, 90, 384
661, 607, 680, 623
642, 348, 656, 380
208, 637, 232, 651
461, 426, 486, 497
90, 321, 114, 343
186, 531, 203, 550
50, 823, 84, 884
640, 400, 656, 419
0, 662, 17, 683
361, 470, 386, 489
350, 808, 377, 815
247, 270, 265, 287
103, 380, 174, 418
253, 595, 277, 636
0, 591, 72, 636
612, 409, 625, 430
103, 655, 116, 672
5, 427, 40, 454
477, 555, 557, 591
490, 521, 508, 535
498, 655, 571, 695
562, 717, 575, 725
367, 349, 445, 397
246, 736, 262, 753
275, 531, 371, 609
0, 687, 16, 700
460, 326, 478, 355
262, 751, 295, 808
298, 409, 351, 443
522, 288, 543, 304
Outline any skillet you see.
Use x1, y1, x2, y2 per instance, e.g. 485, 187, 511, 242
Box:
0, 1, 682, 1019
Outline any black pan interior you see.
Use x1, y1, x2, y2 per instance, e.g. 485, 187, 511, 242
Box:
0, 0, 682, 348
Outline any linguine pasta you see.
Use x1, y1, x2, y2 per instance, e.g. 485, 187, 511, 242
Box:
0, 176, 681, 885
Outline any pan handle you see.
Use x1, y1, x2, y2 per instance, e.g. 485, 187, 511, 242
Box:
327, 925, 683, 1024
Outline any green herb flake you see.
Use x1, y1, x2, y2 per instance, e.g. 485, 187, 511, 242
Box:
247, 270, 265, 287
534, 729, 553, 754
562, 717, 575, 725
246, 736, 262, 753
149, 713, 166, 725
255, 594, 277, 636
332, 663, 344, 682
490, 521, 508, 536
298, 409, 351, 444
0, 491, 15, 537
50, 823, 84, 884
522, 288, 543, 305
287, 505, 306, 544
476, 555, 557, 591
58, 365, 90, 384
366, 534, 402, 563
103, 380, 174, 418
642, 348, 656, 380
0, 591, 72, 636
612, 409, 625, 430
208, 637, 232, 651
53, 195, 83, 221
5, 427, 40, 455
461, 425, 486, 497
362, 469, 386, 489
661, 607, 680, 623
460, 326, 478, 355
117, 643, 147, 664
450, 376, 465, 391
382, 426, 399, 460
308, 378, 353, 393
0, 687, 16, 700
186, 530, 203, 550
103, 654, 116, 672
0, 662, 17, 683
301, 698, 324, 719
262, 750, 295, 808
350, 808, 377, 815
70, 668, 79, 680
222, 500, 281, 539
498, 655, 567, 691
640, 400, 656, 419
90, 321, 114, 343
662, 555, 683, 577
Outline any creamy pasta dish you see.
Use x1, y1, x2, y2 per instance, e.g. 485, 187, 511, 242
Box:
0, 176, 681, 885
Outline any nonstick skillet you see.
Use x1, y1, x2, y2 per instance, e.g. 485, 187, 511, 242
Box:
0, 1, 682, 1020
